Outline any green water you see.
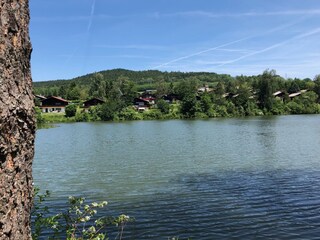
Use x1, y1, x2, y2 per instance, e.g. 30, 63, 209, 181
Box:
33, 115, 320, 239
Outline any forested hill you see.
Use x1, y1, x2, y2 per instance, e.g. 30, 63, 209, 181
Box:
33, 68, 233, 90
33, 68, 318, 102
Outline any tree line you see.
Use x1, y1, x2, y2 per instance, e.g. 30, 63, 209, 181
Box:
33, 69, 236, 98
36, 69, 320, 123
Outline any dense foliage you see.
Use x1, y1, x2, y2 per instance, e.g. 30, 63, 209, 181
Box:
34, 69, 320, 123
65, 104, 77, 118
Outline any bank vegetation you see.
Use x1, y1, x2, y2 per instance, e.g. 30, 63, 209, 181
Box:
34, 69, 320, 124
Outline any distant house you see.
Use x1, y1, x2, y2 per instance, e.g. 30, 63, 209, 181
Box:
40, 96, 69, 113
140, 91, 156, 105
223, 92, 238, 99
34, 94, 46, 101
140, 90, 156, 98
141, 97, 156, 105
289, 92, 302, 99
289, 90, 308, 100
83, 98, 105, 108
34, 94, 47, 107
133, 98, 150, 112
273, 91, 285, 98
198, 85, 213, 93
273, 91, 286, 101
162, 94, 180, 103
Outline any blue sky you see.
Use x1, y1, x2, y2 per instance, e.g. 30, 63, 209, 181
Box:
30, 0, 320, 81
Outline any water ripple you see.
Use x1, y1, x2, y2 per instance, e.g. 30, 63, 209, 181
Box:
33, 116, 320, 239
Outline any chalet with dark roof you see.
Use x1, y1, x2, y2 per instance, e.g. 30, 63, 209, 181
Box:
34, 94, 46, 101
40, 96, 69, 113
34, 94, 47, 107
133, 97, 150, 111
273, 91, 286, 99
83, 98, 105, 108
162, 94, 180, 103
141, 97, 156, 105
289, 90, 308, 100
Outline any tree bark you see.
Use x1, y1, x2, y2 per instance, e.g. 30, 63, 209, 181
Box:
0, 0, 35, 239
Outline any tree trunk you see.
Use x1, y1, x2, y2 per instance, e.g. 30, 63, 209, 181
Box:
0, 0, 35, 239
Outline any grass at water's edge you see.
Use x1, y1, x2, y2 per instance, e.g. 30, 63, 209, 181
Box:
41, 113, 76, 123
36, 123, 55, 129
37, 108, 320, 125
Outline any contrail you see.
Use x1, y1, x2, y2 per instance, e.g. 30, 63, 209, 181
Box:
87, 0, 96, 32
65, 0, 96, 74
217, 28, 320, 67
152, 37, 250, 69
152, 17, 307, 69
80, 0, 96, 75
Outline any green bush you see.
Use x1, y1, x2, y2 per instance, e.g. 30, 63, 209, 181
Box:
31, 188, 133, 240
195, 112, 209, 119
156, 99, 170, 114
88, 106, 101, 121
213, 104, 228, 117
271, 100, 288, 115
199, 93, 213, 114
75, 111, 89, 122
286, 101, 304, 114
180, 95, 200, 118
225, 101, 237, 116
65, 104, 77, 118
118, 107, 143, 121
97, 101, 125, 121
163, 110, 182, 120
35, 107, 45, 124
246, 101, 264, 116
142, 109, 163, 120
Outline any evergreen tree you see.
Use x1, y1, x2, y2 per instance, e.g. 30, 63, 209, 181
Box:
257, 70, 276, 111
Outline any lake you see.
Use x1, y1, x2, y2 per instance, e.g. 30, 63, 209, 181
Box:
33, 115, 320, 239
